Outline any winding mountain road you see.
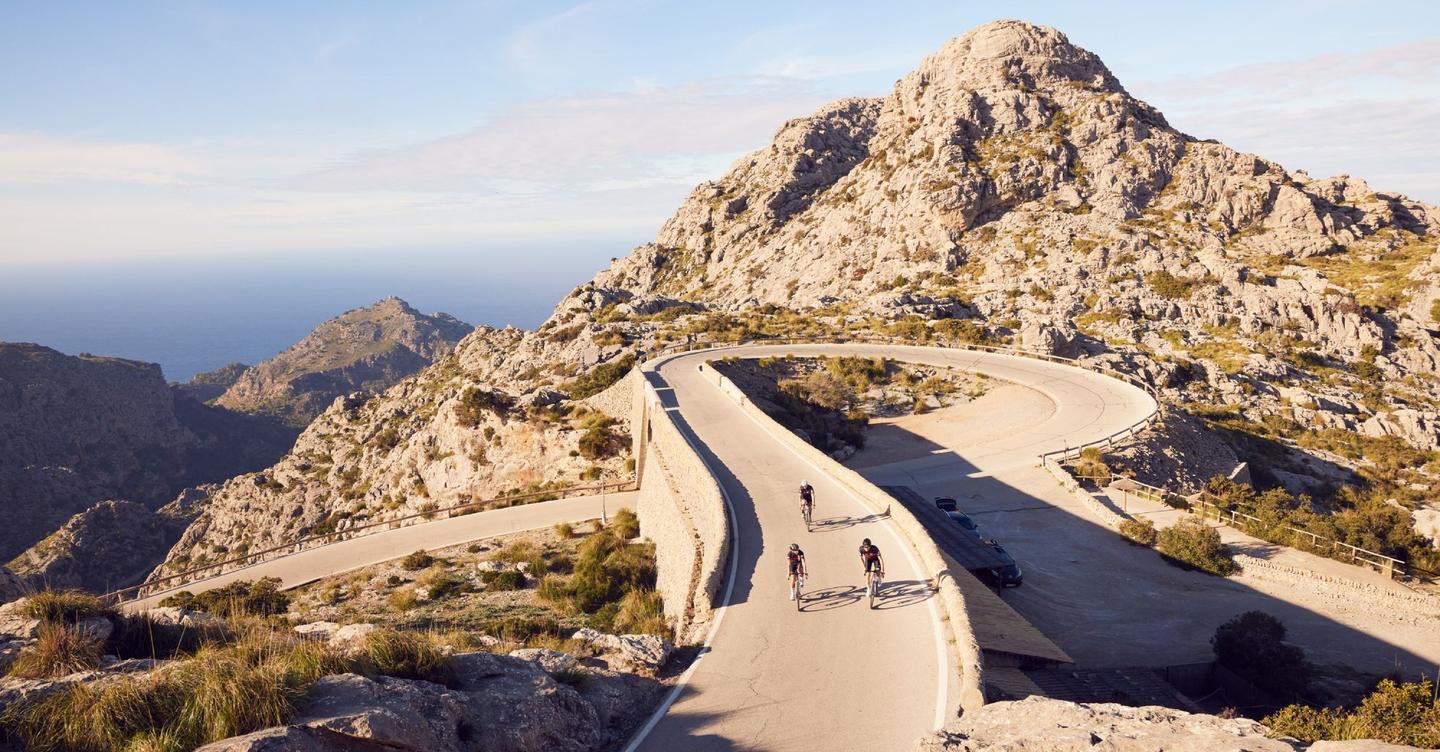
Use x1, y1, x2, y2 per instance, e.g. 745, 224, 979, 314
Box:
122, 492, 636, 611
629, 343, 1154, 751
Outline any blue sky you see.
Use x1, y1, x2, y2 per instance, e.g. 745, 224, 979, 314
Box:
2, 0, 1438, 267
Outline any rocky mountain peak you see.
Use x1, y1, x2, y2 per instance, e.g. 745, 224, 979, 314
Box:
213, 298, 473, 427
912, 20, 1124, 97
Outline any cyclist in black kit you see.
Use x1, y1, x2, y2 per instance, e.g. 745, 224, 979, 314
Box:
859, 538, 885, 591
787, 543, 807, 600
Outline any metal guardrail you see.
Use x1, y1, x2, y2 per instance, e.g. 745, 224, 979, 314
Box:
636, 333, 1165, 467
107, 480, 635, 604
1101, 475, 1413, 580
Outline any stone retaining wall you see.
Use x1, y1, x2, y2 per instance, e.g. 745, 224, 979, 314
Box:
1234, 554, 1440, 625
633, 366, 731, 644
699, 360, 987, 716
1041, 458, 1129, 530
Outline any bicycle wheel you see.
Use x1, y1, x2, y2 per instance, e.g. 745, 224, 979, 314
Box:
803, 505, 811, 530
868, 575, 876, 609
793, 579, 802, 610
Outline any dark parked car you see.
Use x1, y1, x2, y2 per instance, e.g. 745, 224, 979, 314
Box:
933, 497, 958, 512
944, 510, 982, 539
981, 540, 1023, 588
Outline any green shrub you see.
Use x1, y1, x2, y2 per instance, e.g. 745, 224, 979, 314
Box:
554, 522, 576, 539
454, 386, 514, 428
7, 623, 105, 679
372, 426, 401, 450
20, 591, 112, 623
1119, 518, 1157, 546
417, 566, 468, 600
611, 508, 640, 540
1146, 270, 1195, 299
611, 589, 668, 636
400, 550, 435, 571
1265, 679, 1439, 746
1156, 518, 1238, 576
359, 628, 455, 687
157, 578, 289, 619
479, 570, 524, 591
1212, 610, 1310, 702
560, 355, 635, 399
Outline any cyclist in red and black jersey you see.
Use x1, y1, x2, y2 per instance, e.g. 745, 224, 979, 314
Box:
858, 538, 884, 589
787, 543, 807, 600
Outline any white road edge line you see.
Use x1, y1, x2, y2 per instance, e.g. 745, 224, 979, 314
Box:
702, 352, 952, 731
621, 363, 742, 752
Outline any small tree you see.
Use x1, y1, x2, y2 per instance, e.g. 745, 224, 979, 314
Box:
1212, 610, 1310, 702
1119, 517, 1157, 546
1157, 518, 1238, 576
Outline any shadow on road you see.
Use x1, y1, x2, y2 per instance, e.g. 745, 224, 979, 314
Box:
797, 585, 864, 612
808, 513, 887, 532
871, 579, 938, 611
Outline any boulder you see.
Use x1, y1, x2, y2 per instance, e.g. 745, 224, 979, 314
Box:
0, 599, 40, 640
294, 621, 341, 641
73, 615, 114, 643
915, 696, 1294, 751
143, 605, 221, 628
508, 648, 578, 675
613, 634, 673, 673
571, 627, 623, 652
0, 567, 25, 605
328, 623, 378, 651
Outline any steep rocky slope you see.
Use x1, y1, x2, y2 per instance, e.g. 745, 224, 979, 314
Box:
212, 297, 473, 427
5, 499, 193, 592
176, 361, 249, 402
155, 20, 1440, 578
0, 343, 295, 563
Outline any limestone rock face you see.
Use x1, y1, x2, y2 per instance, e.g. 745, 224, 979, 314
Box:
0, 343, 295, 563
6, 499, 191, 592
0, 568, 24, 605
156, 19, 1440, 577
213, 297, 473, 427
915, 696, 1295, 751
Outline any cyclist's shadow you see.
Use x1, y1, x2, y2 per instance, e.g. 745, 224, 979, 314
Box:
869, 579, 937, 610
808, 513, 887, 533
797, 585, 864, 612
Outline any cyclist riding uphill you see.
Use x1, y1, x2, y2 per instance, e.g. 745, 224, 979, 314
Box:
787, 543, 807, 600
859, 538, 884, 586
799, 480, 815, 511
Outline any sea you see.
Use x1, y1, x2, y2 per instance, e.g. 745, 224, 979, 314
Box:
0, 242, 628, 382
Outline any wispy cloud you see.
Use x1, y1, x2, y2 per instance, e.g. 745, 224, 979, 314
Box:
0, 76, 831, 263
293, 77, 828, 194
1139, 38, 1440, 102
1134, 39, 1440, 202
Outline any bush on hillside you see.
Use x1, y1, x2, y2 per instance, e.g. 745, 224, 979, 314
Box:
400, 550, 435, 571
157, 578, 290, 618
1211, 610, 1310, 702
1156, 518, 1238, 576
1264, 679, 1440, 747
561, 355, 635, 400
1119, 517, 1157, 546
6, 623, 104, 679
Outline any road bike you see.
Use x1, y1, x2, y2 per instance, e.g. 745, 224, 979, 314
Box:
791, 574, 805, 609
801, 502, 813, 531
866, 570, 883, 609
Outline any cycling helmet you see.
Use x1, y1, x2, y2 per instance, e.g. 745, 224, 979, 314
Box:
789, 543, 799, 552
862, 538, 872, 546
801, 480, 809, 487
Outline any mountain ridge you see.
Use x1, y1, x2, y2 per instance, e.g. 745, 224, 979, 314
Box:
154, 18, 1440, 579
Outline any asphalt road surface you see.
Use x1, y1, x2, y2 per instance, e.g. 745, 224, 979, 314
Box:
628, 343, 1153, 751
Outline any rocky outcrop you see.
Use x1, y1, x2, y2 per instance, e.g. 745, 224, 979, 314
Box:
198, 652, 657, 752
0, 568, 24, 605
915, 696, 1294, 751
0, 343, 295, 563
214, 297, 473, 427
178, 361, 250, 402
6, 500, 191, 592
